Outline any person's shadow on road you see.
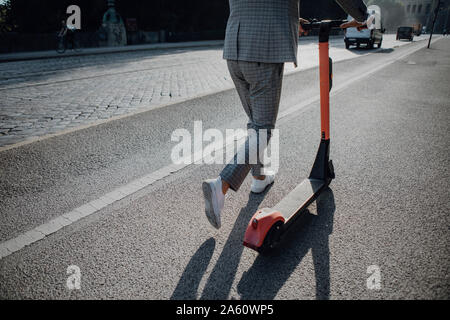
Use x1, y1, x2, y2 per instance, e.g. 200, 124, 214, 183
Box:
171, 185, 272, 300
199, 185, 275, 300
171, 186, 335, 300
170, 237, 216, 300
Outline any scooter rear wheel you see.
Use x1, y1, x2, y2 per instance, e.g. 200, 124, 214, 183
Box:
257, 221, 284, 255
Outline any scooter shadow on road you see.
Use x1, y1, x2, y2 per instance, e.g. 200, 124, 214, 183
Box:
237, 188, 336, 300
170, 184, 273, 300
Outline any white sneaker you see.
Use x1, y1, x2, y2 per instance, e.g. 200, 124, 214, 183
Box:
202, 177, 225, 229
251, 172, 275, 194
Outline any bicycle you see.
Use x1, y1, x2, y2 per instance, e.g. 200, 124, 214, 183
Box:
56, 31, 82, 54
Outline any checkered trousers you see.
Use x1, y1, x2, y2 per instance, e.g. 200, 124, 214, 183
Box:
220, 60, 284, 192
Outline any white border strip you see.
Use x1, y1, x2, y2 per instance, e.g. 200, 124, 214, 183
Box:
0, 134, 241, 259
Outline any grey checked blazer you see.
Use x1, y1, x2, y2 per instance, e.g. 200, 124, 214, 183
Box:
223, 0, 300, 65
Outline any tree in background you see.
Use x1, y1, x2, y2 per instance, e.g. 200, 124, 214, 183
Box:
366, 0, 405, 30
0, 0, 12, 33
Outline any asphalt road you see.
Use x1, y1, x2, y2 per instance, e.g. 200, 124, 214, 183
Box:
0, 37, 449, 299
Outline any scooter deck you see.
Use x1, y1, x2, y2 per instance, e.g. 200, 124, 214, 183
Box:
274, 178, 326, 228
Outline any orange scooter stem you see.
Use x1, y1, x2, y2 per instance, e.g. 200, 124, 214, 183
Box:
243, 20, 338, 254
319, 41, 331, 140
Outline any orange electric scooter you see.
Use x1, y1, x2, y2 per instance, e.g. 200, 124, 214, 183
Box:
243, 20, 345, 254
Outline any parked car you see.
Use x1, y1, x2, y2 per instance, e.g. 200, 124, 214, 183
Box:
344, 5, 384, 49
397, 26, 414, 41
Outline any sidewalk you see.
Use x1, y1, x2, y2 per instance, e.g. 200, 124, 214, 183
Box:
0, 36, 345, 63
0, 40, 225, 63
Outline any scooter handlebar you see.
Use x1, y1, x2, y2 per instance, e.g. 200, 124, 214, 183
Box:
301, 19, 348, 32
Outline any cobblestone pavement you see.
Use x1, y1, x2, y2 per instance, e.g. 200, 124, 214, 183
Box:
0, 46, 233, 147
0, 35, 427, 147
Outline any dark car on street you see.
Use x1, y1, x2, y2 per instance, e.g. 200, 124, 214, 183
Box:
397, 26, 414, 41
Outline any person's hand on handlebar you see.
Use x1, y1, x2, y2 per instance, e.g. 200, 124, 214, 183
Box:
299, 18, 310, 36
340, 19, 367, 31
341, 14, 376, 31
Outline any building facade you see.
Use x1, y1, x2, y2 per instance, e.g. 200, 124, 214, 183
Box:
403, 0, 450, 32
404, 0, 434, 25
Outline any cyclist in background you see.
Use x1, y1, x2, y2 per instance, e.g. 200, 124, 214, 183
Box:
58, 20, 77, 49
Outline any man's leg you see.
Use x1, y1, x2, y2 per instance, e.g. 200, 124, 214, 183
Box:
202, 60, 283, 229
220, 60, 284, 192
202, 60, 249, 228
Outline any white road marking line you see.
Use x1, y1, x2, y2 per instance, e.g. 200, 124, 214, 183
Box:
0, 37, 441, 260
0, 134, 241, 259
